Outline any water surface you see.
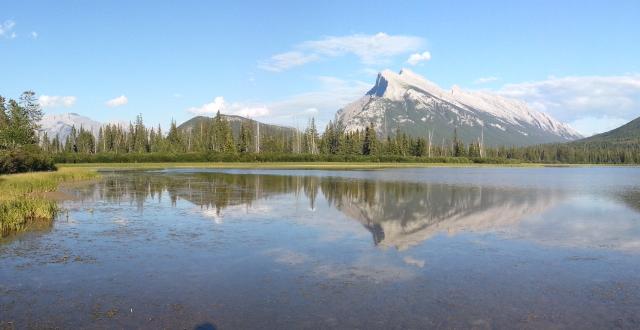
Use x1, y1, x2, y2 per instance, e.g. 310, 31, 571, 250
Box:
2, 167, 640, 328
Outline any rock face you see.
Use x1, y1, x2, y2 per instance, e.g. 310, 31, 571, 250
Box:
335, 69, 582, 146
38, 112, 103, 141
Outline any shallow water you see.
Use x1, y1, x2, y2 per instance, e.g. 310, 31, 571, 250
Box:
2, 167, 640, 329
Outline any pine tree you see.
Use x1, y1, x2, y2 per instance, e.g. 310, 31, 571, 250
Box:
452, 128, 466, 157
6, 99, 36, 147
18, 91, 43, 136
167, 119, 182, 151
304, 117, 319, 154
41, 132, 51, 152
362, 123, 379, 156
238, 122, 252, 153
97, 127, 104, 153
0, 96, 9, 148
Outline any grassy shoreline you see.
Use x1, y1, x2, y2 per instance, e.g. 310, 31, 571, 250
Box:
0, 168, 99, 237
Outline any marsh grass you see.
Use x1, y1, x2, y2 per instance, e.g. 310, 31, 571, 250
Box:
0, 168, 99, 237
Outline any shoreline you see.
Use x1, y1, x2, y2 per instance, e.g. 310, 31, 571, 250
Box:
56, 162, 640, 171
0, 168, 99, 237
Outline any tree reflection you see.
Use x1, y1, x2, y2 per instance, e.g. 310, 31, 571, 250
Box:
77, 171, 563, 249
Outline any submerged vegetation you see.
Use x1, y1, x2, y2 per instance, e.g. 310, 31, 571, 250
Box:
0, 167, 98, 237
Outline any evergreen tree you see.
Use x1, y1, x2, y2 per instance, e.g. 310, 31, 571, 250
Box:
0, 96, 9, 148
452, 128, 466, 157
18, 91, 43, 135
362, 123, 379, 156
167, 119, 182, 151
238, 122, 252, 153
5, 99, 36, 147
304, 117, 319, 154
41, 132, 51, 152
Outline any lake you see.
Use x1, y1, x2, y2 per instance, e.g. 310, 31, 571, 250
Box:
2, 167, 640, 329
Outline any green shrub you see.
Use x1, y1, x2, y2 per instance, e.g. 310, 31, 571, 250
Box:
0, 147, 56, 174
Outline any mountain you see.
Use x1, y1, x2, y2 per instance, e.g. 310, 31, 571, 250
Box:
39, 112, 103, 141
38, 112, 298, 143
335, 69, 582, 146
178, 114, 297, 138
574, 116, 640, 145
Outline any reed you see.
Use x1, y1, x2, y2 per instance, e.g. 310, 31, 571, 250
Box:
0, 168, 99, 237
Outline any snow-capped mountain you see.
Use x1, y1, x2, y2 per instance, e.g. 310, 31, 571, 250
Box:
335, 69, 582, 146
38, 113, 103, 141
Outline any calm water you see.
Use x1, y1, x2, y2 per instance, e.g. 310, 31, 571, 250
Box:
2, 167, 640, 329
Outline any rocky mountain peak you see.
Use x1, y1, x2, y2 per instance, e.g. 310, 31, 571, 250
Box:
336, 69, 582, 146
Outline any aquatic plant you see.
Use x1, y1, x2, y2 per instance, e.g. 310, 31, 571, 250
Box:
0, 167, 99, 237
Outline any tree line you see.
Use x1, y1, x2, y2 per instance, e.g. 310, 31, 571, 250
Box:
2, 91, 639, 167
0, 92, 55, 174
44, 110, 640, 164
44, 112, 489, 159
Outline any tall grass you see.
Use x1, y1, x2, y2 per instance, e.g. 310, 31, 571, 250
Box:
0, 168, 99, 237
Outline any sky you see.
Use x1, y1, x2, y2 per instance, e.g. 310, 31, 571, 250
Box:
1, 0, 639, 136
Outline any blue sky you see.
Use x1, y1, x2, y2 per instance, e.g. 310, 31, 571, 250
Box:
1, 0, 639, 136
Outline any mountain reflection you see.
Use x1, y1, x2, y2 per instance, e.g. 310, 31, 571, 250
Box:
75, 171, 562, 249
322, 180, 560, 250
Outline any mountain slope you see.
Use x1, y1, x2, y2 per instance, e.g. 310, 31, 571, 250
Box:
574, 116, 640, 145
39, 113, 103, 141
178, 114, 298, 139
335, 69, 582, 146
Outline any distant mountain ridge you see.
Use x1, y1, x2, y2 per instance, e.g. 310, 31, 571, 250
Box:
335, 69, 582, 146
573, 117, 640, 146
39, 112, 297, 143
574, 116, 640, 145
178, 114, 297, 139
39, 113, 102, 141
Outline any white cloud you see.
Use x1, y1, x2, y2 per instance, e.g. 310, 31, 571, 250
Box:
406, 51, 431, 65
474, 76, 499, 84
265, 248, 309, 266
0, 20, 16, 39
231, 105, 270, 118
106, 95, 128, 107
187, 96, 225, 115
39, 95, 77, 108
30, 31, 37, 39
186, 76, 368, 129
303, 33, 425, 63
259, 51, 320, 72
403, 256, 425, 268
497, 74, 640, 135
187, 96, 270, 118
261, 32, 425, 71
266, 76, 370, 127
